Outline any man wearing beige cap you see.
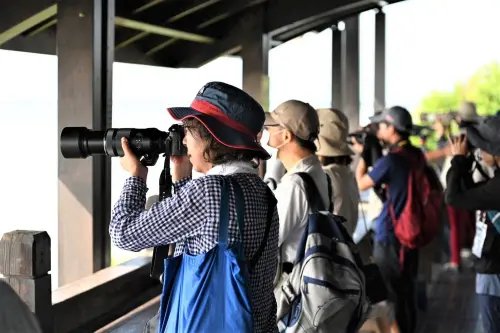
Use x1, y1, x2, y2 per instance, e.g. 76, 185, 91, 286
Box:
263, 100, 330, 275
316, 108, 359, 235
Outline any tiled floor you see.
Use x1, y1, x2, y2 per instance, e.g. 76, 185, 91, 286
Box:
100, 269, 482, 333
416, 269, 482, 333
97, 300, 159, 333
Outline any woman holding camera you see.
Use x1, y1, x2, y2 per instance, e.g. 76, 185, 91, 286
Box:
110, 82, 279, 333
445, 114, 500, 333
426, 106, 479, 271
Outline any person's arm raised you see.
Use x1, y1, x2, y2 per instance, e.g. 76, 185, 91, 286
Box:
109, 176, 207, 252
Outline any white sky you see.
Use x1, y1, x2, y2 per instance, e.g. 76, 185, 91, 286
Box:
0, 0, 499, 287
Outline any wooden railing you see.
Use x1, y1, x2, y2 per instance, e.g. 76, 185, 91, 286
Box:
0, 230, 161, 333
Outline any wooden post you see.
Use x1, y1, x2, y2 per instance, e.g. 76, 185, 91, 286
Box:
0, 231, 53, 332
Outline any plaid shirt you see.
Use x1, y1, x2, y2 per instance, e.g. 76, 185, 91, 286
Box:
110, 172, 279, 333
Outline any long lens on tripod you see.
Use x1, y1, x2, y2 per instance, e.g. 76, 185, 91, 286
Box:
60, 127, 168, 158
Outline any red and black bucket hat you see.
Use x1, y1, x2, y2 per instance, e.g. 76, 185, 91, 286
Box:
167, 82, 271, 160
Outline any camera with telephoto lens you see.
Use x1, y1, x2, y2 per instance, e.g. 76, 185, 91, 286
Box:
419, 111, 458, 125
60, 124, 187, 166
346, 123, 379, 146
411, 124, 433, 142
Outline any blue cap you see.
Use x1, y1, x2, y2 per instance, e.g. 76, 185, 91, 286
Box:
168, 82, 270, 160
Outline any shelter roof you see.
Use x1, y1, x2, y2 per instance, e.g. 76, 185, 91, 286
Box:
0, 0, 404, 68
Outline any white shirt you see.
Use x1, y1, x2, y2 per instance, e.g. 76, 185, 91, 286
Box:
270, 155, 330, 263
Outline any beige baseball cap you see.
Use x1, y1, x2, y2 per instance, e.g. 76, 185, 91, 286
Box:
316, 108, 353, 156
264, 100, 319, 141
458, 101, 479, 122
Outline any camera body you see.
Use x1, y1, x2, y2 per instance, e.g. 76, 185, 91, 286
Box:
347, 131, 368, 146
347, 123, 378, 146
60, 124, 187, 166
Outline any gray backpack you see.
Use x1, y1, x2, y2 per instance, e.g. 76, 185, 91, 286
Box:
275, 172, 370, 333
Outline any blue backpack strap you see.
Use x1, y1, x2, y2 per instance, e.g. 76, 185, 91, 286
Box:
218, 177, 231, 243
294, 172, 349, 264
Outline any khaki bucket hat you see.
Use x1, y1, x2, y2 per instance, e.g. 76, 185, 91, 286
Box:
315, 108, 353, 157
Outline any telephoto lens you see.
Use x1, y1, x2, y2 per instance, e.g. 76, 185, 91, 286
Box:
60, 127, 169, 158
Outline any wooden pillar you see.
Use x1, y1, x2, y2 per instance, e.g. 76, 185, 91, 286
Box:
241, 7, 270, 178
342, 15, 360, 132
57, 0, 114, 286
374, 9, 386, 111
331, 18, 360, 131
0, 231, 52, 332
331, 25, 343, 110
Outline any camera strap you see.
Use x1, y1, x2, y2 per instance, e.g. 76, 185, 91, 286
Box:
388, 139, 409, 151
472, 158, 491, 181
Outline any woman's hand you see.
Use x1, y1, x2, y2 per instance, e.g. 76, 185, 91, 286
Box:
449, 134, 469, 156
120, 138, 148, 181
171, 156, 192, 181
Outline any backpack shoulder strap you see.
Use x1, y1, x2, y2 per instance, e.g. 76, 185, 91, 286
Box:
325, 173, 334, 212
394, 146, 426, 168
295, 172, 326, 212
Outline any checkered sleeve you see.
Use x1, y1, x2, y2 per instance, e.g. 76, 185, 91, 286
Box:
173, 177, 191, 194
110, 176, 207, 252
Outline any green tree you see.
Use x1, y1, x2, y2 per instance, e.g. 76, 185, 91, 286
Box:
414, 83, 463, 123
461, 62, 500, 115
416, 61, 500, 120
412, 61, 500, 149
420, 89, 461, 114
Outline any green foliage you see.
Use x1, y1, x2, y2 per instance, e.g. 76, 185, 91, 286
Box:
412, 61, 500, 150
409, 135, 437, 151
465, 62, 500, 115
420, 89, 461, 114
416, 61, 500, 121
409, 135, 434, 150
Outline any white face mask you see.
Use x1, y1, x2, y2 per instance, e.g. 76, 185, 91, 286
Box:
263, 129, 286, 157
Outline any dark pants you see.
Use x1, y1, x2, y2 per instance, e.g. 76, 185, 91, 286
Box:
374, 239, 419, 333
477, 294, 500, 333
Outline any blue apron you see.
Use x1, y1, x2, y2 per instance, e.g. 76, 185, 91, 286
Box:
158, 178, 254, 333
